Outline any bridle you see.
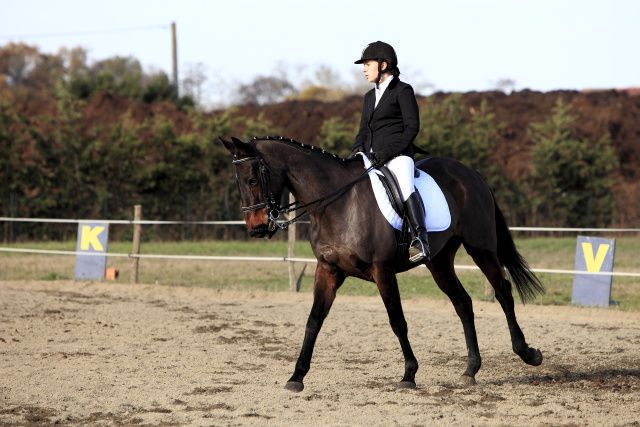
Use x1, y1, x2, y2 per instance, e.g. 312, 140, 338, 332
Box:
232, 155, 275, 213
231, 146, 375, 232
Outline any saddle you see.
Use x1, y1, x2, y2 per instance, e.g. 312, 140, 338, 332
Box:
376, 166, 426, 220
358, 154, 453, 260
358, 152, 451, 233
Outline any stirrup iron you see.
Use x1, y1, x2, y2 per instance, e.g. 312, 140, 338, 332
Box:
408, 237, 430, 262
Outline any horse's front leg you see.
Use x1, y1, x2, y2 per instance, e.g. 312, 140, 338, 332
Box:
285, 261, 345, 392
372, 263, 419, 389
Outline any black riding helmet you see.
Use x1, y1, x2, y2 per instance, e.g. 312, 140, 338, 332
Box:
354, 41, 398, 84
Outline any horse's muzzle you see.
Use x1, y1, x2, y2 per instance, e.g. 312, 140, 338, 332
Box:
245, 209, 277, 238
249, 223, 276, 239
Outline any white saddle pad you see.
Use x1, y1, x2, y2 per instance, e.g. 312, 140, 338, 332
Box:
360, 154, 452, 232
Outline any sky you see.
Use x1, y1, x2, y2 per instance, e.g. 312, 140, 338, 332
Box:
2, 0, 639, 105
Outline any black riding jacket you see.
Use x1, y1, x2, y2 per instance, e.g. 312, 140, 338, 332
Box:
351, 78, 420, 163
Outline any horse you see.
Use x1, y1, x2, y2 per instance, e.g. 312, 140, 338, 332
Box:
220, 135, 544, 392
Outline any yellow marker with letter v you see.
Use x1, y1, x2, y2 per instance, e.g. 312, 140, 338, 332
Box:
581, 242, 609, 273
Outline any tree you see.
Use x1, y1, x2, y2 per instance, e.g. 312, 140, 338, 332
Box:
415, 94, 523, 220
181, 62, 208, 106
58, 46, 89, 75
233, 111, 279, 140
235, 75, 296, 105
0, 42, 65, 102
416, 94, 498, 178
141, 71, 175, 103
0, 43, 40, 87
494, 78, 516, 93
0, 100, 19, 227
527, 98, 618, 227
92, 56, 144, 96
290, 85, 349, 102
59, 54, 178, 104
289, 65, 355, 102
317, 116, 359, 157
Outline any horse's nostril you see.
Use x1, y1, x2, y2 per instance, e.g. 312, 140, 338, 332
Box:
249, 224, 270, 238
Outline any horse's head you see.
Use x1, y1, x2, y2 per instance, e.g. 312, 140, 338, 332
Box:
220, 136, 286, 238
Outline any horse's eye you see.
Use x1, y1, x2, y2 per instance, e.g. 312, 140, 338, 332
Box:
248, 178, 259, 186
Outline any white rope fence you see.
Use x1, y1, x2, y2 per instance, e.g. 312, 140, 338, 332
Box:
509, 226, 640, 233
2, 217, 640, 232
1, 247, 640, 278
0, 217, 248, 225
1, 217, 639, 281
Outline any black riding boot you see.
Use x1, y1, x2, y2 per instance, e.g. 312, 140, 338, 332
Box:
405, 191, 431, 262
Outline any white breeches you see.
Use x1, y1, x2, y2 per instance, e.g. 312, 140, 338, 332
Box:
384, 155, 415, 201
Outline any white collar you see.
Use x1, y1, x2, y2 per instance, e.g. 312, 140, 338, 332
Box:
375, 74, 394, 91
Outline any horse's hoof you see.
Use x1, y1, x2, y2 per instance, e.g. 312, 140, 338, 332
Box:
397, 381, 416, 390
460, 375, 477, 386
529, 348, 543, 366
284, 381, 304, 392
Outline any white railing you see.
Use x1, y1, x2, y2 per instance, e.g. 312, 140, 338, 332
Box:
0, 217, 248, 225
1, 217, 639, 286
2, 217, 639, 232
1, 246, 639, 278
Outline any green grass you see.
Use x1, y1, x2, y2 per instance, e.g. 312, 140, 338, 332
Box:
1, 236, 639, 309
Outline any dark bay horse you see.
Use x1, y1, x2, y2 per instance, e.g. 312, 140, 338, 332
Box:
220, 136, 544, 392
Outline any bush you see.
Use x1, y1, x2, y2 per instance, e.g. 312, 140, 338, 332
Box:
416, 94, 522, 220
527, 98, 618, 227
417, 95, 494, 173
317, 116, 359, 157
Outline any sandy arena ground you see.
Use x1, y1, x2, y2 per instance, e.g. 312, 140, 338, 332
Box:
1, 280, 639, 426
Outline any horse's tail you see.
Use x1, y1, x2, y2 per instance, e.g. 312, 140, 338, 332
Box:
494, 200, 545, 303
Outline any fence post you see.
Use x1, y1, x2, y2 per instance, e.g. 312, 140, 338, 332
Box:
130, 205, 142, 284
287, 193, 298, 292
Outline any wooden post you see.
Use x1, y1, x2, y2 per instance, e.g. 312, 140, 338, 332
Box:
287, 193, 298, 292
130, 205, 142, 284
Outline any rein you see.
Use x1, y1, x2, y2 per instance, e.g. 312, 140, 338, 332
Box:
271, 164, 376, 230
232, 150, 374, 231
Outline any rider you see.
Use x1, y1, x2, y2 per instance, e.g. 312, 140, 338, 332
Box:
350, 41, 430, 262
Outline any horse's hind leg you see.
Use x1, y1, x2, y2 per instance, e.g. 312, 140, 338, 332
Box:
428, 249, 482, 385
285, 261, 345, 392
372, 263, 419, 389
465, 246, 543, 366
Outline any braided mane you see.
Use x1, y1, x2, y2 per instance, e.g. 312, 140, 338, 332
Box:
251, 135, 343, 162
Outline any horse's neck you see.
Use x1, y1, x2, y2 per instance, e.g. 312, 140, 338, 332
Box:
285, 154, 358, 206
264, 143, 390, 258
257, 140, 363, 217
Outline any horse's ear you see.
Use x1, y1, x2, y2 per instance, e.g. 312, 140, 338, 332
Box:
219, 136, 250, 156
219, 136, 235, 153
